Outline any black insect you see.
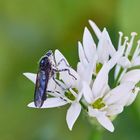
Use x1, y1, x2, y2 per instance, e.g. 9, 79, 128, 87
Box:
34, 50, 54, 108
34, 50, 76, 108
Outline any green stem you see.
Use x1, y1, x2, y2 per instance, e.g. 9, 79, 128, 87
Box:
80, 100, 88, 111
113, 67, 123, 87
127, 65, 140, 71
89, 127, 103, 140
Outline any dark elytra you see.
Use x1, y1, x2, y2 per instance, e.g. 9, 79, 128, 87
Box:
34, 51, 53, 108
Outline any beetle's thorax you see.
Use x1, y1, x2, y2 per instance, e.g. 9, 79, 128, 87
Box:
39, 56, 52, 70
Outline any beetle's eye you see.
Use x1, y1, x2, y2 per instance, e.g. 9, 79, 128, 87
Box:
40, 59, 45, 67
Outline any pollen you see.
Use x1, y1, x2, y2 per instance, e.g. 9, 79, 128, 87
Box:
96, 63, 103, 74
92, 98, 105, 109
65, 89, 76, 101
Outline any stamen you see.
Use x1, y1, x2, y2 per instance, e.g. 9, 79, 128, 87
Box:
123, 37, 129, 47
92, 98, 105, 109
69, 88, 77, 98
125, 32, 137, 57
133, 40, 140, 59
65, 89, 76, 101
131, 32, 137, 36
122, 37, 129, 54
118, 32, 123, 49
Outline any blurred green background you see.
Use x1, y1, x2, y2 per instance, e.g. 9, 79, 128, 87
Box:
0, 0, 140, 140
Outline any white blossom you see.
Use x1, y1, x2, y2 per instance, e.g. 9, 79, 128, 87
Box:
24, 50, 82, 131
77, 20, 123, 84
23, 20, 140, 133
82, 61, 135, 132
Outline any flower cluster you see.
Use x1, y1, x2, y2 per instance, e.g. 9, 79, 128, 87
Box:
24, 20, 140, 132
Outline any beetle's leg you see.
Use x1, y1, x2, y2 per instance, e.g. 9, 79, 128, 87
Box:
57, 68, 77, 80
57, 58, 70, 68
46, 90, 61, 94
52, 76, 66, 90
53, 68, 77, 80
46, 90, 67, 101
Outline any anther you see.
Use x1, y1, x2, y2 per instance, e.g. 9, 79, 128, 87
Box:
118, 32, 123, 49
125, 33, 137, 57
131, 32, 137, 36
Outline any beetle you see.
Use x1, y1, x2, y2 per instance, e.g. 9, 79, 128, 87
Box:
34, 50, 54, 108
34, 50, 77, 108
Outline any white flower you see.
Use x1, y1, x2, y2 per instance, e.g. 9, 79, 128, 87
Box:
82, 61, 135, 132
23, 50, 82, 131
77, 20, 123, 84
23, 20, 140, 133
120, 70, 140, 106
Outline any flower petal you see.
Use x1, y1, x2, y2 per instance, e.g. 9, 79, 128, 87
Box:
78, 41, 88, 66
85, 56, 97, 84
126, 92, 138, 106
54, 50, 79, 88
66, 102, 81, 130
96, 28, 116, 62
77, 62, 86, 80
28, 98, 68, 108
97, 114, 114, 132
88, 107, 102, 117
121, 70, 140, 84
47, 77, 57, 91
88, 20, 101, 39
107, 45, 125, 70
132, 56, 140, 66
83, 82, 94, 104
105, 29, 116, 56
83, 27, 96, 62
97, 29, 110, 63
54, 49, 69, 68
59, 67, 79, 88
125, 87, 140, 106
92, 63, 109, 98
106, 104, 124, 116
118, 57, 131, 68
88, 107, 114, 132
23, 72, 36, 84
77, 55, 97, 84
104, 82, 135, 105
114, 65, 121, 79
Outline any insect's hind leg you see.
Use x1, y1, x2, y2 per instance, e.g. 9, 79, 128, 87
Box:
52, 76, 66, 90
46, 90, 61, 94
46, 90, 67, 101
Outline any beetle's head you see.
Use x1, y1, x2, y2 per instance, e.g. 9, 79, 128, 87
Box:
46, 50, 53, 57
39, 50, 53, 70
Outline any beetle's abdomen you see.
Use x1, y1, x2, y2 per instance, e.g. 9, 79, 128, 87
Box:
34, 70, 48, 108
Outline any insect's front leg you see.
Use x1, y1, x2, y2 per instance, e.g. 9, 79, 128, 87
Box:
57, 58, 71, 68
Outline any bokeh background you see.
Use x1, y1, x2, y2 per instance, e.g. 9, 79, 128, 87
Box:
0, 0, 140, 140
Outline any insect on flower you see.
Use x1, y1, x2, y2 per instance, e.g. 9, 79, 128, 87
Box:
34, 50, 77, 108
